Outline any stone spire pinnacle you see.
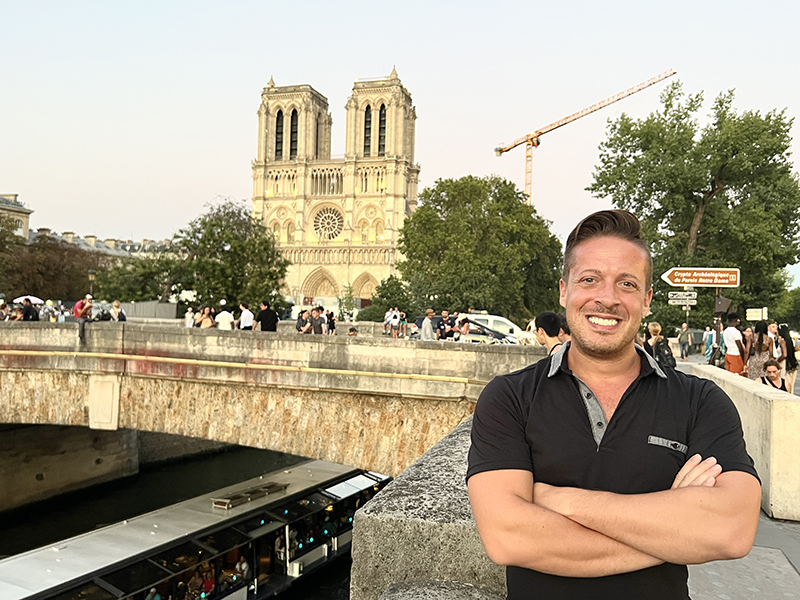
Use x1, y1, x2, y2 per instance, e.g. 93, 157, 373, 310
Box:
389, 65, 398, 79
268, 75, 275, 88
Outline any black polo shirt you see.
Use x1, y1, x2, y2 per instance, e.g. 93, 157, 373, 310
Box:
436, 316, 453, 340
467, 342, 758, 600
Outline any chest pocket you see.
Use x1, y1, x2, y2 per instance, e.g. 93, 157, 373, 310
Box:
648, 435, 688, 455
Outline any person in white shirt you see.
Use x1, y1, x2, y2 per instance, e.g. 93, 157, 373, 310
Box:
722, 312, 747, 377
184, 307, 194, 328
215, 300, 235, 330
238, 302, 255, 330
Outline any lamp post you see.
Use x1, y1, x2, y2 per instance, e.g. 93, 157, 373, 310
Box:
87, 270, 96, 296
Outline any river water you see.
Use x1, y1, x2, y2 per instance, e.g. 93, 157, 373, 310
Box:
0, 445, 351, 599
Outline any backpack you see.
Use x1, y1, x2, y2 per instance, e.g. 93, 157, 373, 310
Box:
654, 339, 676, 368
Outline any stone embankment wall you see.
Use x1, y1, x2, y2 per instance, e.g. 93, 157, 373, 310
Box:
0, 323, 545, 476
350, 365, 800, 599
136, 431, 230, 465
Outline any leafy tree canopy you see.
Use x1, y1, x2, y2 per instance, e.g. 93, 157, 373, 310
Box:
98, 199, 290, 310
398, 175, 563, 324
355, 275, 412, 322
588, 82, 800, 329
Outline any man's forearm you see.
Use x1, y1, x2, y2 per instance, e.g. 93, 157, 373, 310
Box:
534, 472, 760, 564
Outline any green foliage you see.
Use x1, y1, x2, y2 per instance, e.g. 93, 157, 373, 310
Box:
337, 283, 355, 322
353, 303, 386, 322
95, 254, 182, 303
398, 175, 562, 324
2, 234, 106, 301
588, 82, 800, 329
96, 199, 290, 310
776, 287, 800, 330
0, 214, 23, 294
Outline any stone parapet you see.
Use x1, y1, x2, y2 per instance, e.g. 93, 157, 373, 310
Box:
684, 364, 800, 520
350, 417, 505, 600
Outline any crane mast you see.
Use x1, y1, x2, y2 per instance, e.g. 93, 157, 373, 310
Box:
495, 69, 677, 204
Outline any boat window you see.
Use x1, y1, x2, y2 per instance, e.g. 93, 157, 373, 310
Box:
101, 558, 171, 595
49, 583, 115, 600
198, 527, 250, 555
152, 541, 212, 573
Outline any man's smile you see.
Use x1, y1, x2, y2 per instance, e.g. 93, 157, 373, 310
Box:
587, 315, 621, 329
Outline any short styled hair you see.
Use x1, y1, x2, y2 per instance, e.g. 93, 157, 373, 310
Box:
535, 311, 561, 337
557, 312, 570, 335
563, 209, 653, 290
764, 358, 781, 371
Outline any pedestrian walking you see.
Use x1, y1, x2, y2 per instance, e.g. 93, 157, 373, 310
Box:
255, 302, 279, 332
677, 322, 691, 361
238, 302, 254, 331
420, 309, 435, 341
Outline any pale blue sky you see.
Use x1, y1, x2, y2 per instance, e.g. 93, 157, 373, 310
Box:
2, 1, 799, 283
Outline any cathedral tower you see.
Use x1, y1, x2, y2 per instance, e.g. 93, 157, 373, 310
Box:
251, 70, 420, 311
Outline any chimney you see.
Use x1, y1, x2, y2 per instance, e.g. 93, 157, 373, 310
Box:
62, 231, 75, 244
84, 235, 97, 247
104, 238, 117, 249
36, 227, 51, 236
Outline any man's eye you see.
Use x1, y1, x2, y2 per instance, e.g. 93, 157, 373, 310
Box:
581, 277, 595, 283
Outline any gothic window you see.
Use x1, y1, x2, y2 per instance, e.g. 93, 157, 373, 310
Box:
290, 109, 298, 159
272, 221, 281, 236
374, 219, 385, 242
364, 105, 372, 157
286, 222, 295, 243
275, 110, 284, 160
378, 104, 386, 156
359, 220, 369, 244
313, 207, 344, 241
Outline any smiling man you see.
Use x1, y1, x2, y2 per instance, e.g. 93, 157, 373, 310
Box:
467, 210, 761, 600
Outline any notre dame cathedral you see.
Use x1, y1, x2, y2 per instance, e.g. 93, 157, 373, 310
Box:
251, 68, 420, 310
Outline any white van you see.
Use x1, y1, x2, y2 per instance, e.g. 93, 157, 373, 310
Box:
466, 314, 534, 344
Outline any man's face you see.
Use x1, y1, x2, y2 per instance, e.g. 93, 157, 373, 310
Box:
766, 365, 780, 381
442, 311, 449, 320
682, 323, 688, 330
535, 327, 547, 346
559, 236, 652, 359
769, 323, 778, 335
311, 309, 319, 317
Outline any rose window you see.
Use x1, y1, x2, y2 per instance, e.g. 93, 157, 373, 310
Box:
313, 207, 344, 240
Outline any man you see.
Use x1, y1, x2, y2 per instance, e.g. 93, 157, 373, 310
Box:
383, 308, 393, 335
296, 310, 310, 334
255, 301, 279, 332
214, 300, 235, 330
723, 313, 748, 376
768, 321, 788, 379
762, 358, 788, 391
238, 302, 254, 331
420, 308, 435, 341
21, 297, 39, 321
678, 322, 691, 361
467, 209, 760, 600
436, 310, 452, 341
557, 312, 571, 343
389, 307, 401, 338
73, 294, 93, 344
534, 311, 562, 355
307, 307, 327, 335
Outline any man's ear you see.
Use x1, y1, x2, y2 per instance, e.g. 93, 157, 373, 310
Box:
559, 279, 567, 308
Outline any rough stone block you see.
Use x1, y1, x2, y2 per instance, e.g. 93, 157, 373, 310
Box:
379, 581, 504, 600
350, 416, 505, 600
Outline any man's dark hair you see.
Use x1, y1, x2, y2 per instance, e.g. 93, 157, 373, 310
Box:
557, 312, 570, 335
727, 312, 740, 325
535, 311, 561, 337
261, 301, 270, 309
240, 302, 248, 310
563, 209, 653, 289
764, 358, 781, 371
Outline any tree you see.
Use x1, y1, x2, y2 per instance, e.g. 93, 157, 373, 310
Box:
3, 234, 106, 301
0, 214, 23, 294
588, 82, 800, 328
355, 275, 413, 322
398, 176, 563, 324
97, 199, 290, 310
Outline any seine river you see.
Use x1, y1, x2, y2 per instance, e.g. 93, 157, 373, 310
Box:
0, 445, 351, 599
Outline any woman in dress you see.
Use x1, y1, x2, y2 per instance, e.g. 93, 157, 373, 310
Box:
747, 320, 773, 380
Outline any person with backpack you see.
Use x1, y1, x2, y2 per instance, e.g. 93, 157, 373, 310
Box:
645, 322, 676, 368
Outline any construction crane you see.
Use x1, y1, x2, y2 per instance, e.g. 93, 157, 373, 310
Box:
495, 69, 677, 204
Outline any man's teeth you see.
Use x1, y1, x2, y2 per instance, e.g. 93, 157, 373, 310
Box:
588, 317, 619, 327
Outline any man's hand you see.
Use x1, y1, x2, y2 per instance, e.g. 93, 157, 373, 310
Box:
671, 454, 722, 489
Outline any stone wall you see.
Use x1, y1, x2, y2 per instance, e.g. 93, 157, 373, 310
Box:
136, 431, 230, 465
0, 323, 545, 476
0, 425, 138, 512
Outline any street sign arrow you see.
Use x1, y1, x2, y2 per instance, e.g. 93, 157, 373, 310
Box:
668, 291, 698, 299
668, 299, 698, 306
661, 267, 740, 288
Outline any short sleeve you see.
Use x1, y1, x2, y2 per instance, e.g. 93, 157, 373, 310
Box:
686, 381, 760, 483
467, 375, 534, 481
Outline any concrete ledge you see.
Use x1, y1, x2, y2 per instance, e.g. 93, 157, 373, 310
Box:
685, 364, 800, 520
379, 581, 504, 600
350, 416, 505, 600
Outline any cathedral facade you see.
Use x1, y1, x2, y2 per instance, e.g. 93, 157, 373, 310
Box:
251, 69, 420, 310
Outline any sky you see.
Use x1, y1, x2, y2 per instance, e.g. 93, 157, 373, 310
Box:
2, 1, 799, 283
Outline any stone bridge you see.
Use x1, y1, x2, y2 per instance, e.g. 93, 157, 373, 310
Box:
0, 323, 545, 476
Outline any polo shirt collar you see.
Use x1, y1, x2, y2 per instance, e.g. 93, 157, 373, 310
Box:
547, 340, 667, 379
